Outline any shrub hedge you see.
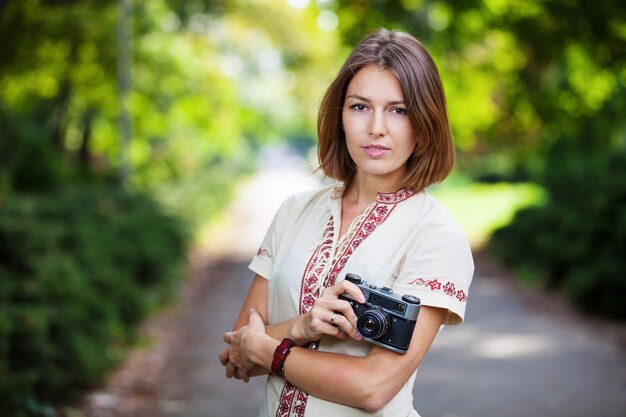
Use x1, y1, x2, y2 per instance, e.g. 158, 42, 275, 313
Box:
0, 186, 189, 416
489, 148, 626, 319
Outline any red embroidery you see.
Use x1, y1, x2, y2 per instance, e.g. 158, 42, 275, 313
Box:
276, 383, 307, 417
443, 282, 456, 297
326, 203, 394, 287
408, 278, 468, 302
376, 188, 416, 204
298, 219, 335, 314
428, 279, 441, 290
257, 248, 271, 257
275, 189, 410, 416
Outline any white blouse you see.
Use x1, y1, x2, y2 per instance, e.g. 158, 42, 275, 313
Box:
249, 184, 474, 417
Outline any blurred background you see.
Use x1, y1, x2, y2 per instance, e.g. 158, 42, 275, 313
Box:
1, 0, 625, 416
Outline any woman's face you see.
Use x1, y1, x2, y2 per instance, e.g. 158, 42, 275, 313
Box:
341, 64, 416, 188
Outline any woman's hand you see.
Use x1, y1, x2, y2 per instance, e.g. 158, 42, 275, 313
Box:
221, 308, 267, 380
220, 278, 366, 382
218, 348, 251, 382
294, 279, 366, 342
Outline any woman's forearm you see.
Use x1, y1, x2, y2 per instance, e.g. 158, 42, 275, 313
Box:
248, 333, 385, 411
247, 306, 446, 412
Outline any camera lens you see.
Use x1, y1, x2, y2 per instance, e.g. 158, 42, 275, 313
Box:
357, 308, 390, 339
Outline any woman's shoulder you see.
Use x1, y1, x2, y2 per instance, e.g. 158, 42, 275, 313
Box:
401, 190, 468, 243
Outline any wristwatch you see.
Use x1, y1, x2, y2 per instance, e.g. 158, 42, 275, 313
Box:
271, 338, 295, 378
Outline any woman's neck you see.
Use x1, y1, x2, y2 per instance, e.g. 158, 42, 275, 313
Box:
343, 172, 403, 208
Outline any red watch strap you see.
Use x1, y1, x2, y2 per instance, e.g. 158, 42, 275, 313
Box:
271, 338, 295, 377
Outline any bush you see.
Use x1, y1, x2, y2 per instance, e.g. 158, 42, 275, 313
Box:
0, 186, 189, 416
489, 148, 626, 319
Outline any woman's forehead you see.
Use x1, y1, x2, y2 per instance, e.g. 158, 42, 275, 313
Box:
346, 65, 404, 102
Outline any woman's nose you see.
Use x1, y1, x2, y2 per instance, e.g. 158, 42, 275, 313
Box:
368, 112, 387, 137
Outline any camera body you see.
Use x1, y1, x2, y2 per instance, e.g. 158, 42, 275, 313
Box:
339, 273, 421, 354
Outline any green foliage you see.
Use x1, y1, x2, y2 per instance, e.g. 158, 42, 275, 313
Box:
489, 147, 626, 318
0, 6, 624, 414
430, 177, 545, 247
0, 0, 340, 194
334, 0, 626, 179
0, 186, 189, 416
156, 161, 244, 235
337, 0, 626, 319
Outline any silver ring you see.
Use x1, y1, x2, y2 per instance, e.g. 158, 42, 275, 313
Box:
330, 312, 337, 324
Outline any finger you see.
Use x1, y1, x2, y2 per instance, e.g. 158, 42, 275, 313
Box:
311, 299, 361, 340
318, 298, 359, 327
321, 279, 364, 303
329, 311, 362, 340
236, 367, 250, 383
218, 349, 230, 366
319, 320, 350, 340
248, 308, 266, 330
225, 362, 236, 378
223, 331, 234, 344
339, 280, 366, 303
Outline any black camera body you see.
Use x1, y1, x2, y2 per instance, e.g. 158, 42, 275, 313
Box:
339, 273, 420, 354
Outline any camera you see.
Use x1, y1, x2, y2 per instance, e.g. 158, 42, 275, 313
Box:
339, 273, 420, 354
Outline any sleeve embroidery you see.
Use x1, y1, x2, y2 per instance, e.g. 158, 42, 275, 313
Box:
408, 277, 469, 302
257, 248, 271, 258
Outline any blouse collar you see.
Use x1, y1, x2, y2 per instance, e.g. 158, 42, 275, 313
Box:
331, 184, 416, 205
375, 188, 416, 204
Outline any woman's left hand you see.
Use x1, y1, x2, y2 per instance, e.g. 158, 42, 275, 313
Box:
222, 309, 266, 378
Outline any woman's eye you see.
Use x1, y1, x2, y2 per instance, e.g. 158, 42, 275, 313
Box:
351, 104, 367, 111
392, 107, 407, 115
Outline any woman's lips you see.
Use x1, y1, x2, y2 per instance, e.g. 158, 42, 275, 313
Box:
362, 145, 390, 158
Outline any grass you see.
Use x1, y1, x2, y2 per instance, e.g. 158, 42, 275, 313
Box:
429, 177, 546, 249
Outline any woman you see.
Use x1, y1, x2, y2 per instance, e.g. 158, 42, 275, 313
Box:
219, 28, 474, 417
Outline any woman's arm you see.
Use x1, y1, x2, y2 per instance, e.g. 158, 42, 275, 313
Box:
231, 275, 363, 342
233, 304, 446, 412
221, 275, 365, 379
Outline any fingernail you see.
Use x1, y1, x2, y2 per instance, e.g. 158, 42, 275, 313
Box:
355, 331, 363, 340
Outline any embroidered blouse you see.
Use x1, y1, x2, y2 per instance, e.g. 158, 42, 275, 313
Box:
249, 184, 474, 417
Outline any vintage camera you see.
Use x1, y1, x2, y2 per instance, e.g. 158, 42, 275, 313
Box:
339, 273, 420, 354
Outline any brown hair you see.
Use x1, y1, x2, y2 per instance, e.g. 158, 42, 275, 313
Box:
317, 28, 455, 192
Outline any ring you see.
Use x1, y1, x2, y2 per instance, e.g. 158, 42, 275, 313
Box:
330, 312, 337, 324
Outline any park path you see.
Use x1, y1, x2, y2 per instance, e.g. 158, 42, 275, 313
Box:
81, 154, 626, 417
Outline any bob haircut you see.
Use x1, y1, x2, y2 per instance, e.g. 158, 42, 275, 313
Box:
317, 28, 455, 193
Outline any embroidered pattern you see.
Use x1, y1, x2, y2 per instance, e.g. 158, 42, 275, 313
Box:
275, 189, 410, 417
408, 277, 468, 302
299, 218, 335, 314
277, 218, 336, 417
257, 248, 271, 258
327, 204, 394, 286
376, 188, 416, 204
276, 384, 308, 417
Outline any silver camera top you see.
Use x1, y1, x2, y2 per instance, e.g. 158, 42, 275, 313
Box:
344, 273, 421, 321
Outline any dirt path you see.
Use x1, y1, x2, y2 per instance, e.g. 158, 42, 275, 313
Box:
79, 166, 626, 417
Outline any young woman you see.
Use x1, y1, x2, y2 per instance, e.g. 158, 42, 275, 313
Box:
219, 28, 474, 417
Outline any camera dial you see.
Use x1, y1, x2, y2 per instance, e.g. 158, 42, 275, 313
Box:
357, 308, 390, 339
401, 294, 420, 304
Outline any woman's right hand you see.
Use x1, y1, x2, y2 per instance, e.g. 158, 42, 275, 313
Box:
294, 279, 366, 342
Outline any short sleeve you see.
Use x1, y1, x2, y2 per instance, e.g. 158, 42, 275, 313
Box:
248, 196, 294, 280
393, 225, 474, 325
